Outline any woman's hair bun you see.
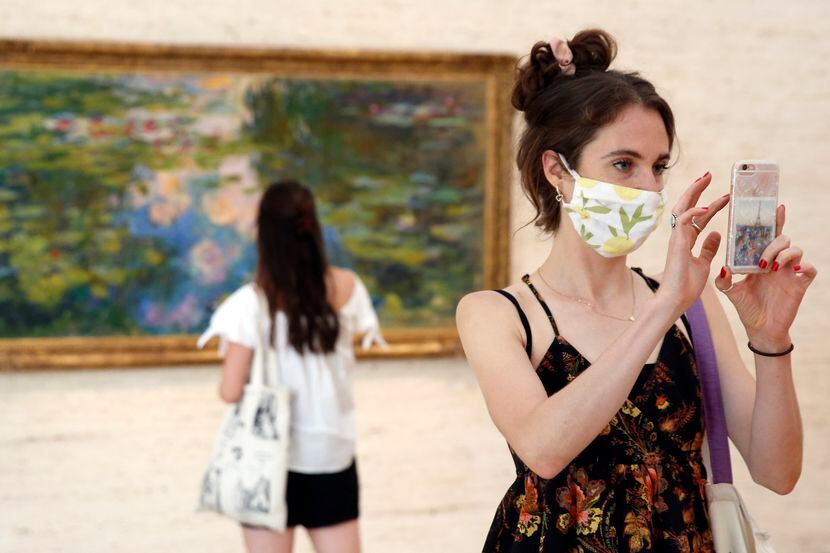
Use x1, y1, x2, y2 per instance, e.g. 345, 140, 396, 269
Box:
511, 29, 617, 113
569, 29, 616, 72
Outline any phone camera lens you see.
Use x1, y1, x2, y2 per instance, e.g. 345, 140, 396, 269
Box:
741, 164, 748, 170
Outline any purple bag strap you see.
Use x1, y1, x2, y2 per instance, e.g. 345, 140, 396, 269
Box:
685, 298, 734, 484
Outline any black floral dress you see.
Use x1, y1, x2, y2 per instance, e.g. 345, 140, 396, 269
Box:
485, 269, 713, 553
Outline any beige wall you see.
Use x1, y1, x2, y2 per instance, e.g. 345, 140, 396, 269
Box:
2, 0, 828, 549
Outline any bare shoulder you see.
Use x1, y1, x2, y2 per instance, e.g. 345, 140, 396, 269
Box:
329, 265, 356, 286
456, 287, 530, 370
456, 287, 528, 345
327, 266, 358, 308
456, 288, 517, 321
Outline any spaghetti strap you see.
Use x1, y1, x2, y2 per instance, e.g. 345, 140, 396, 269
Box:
631, 266, 658, 292
521, 274, 561, 336
492, 290, 533, 357
631, 267, 694, 340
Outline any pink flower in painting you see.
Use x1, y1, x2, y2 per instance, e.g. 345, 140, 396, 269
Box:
55, 118, 72, 132
142, 293, 202, 329
131, 171, 192, 227
148, 201, 181, 226
189, 239, 237, 285
166, 294, 202, 328
143, 302, 165, 326
124, 108, 176, 144
202, 188, 241, 226
201, 155, 260, 236
45, 115, 80, 135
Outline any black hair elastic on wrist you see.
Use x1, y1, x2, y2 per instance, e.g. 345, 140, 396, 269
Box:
747, 341, 794, 357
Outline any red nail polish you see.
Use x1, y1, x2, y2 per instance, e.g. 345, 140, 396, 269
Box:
720, 267, 727, 279
772, 262, 779, 271
759, 260, 768, 269
794, 265, 801, 271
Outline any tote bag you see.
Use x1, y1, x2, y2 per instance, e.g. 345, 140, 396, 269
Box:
198, 286, 291, 531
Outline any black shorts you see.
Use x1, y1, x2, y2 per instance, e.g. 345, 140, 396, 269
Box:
245, 460, 359, 530
287, 460, 359, 528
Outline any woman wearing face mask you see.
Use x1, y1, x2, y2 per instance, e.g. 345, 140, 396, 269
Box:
456, 30, 816, 552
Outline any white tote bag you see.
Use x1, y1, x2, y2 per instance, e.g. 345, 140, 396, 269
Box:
198, 286, 291, 531
687, 299, 777, 553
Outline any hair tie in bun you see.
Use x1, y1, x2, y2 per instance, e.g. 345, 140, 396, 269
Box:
549, 36, 576, 76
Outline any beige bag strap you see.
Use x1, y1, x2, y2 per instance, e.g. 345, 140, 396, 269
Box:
252, 284, 281, 388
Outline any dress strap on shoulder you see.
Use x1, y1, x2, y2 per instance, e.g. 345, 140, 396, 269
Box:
521, 274, 561, 336
631, 266, 659, 292
630, 267, 694, 337
492, 290, 532, 358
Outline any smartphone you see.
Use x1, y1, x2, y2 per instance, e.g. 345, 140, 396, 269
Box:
725, 160, 779, 274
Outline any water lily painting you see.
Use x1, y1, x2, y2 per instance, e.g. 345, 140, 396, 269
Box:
0, 41, 513, 367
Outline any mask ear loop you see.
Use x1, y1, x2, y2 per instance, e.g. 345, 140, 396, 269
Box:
557, 153, 580, 179
554, 152, 581, 203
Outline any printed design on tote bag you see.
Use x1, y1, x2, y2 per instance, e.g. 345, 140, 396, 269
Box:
240, 477, 272, 513
252, 395, 281, 440
223, 403, 245, 439
201, 467, 223, 511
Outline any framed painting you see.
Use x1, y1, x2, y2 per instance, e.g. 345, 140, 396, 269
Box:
0, 40, 515, 369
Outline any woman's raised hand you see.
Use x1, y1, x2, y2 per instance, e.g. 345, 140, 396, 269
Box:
657, 172, 731, 316
715, 205, 817, 351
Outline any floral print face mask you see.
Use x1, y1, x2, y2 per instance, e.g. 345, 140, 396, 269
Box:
556, 153, 667, 258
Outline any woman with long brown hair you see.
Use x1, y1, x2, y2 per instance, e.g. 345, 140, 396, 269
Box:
457, 30, 815, 551
199, 180, 383, 553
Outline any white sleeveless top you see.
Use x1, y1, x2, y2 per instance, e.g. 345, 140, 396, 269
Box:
197, 274, 383, 473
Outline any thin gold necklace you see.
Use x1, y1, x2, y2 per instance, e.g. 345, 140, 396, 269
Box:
536, 268, 637, 322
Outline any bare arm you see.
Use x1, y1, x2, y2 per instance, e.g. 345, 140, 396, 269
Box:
703, 283, 803, 495
457, 290, 681, 478
745, 335, 802, 494
218, 341, 254, 403
708, 203, 816, 494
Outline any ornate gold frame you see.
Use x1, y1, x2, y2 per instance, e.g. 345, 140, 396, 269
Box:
0, 39, 515, 370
